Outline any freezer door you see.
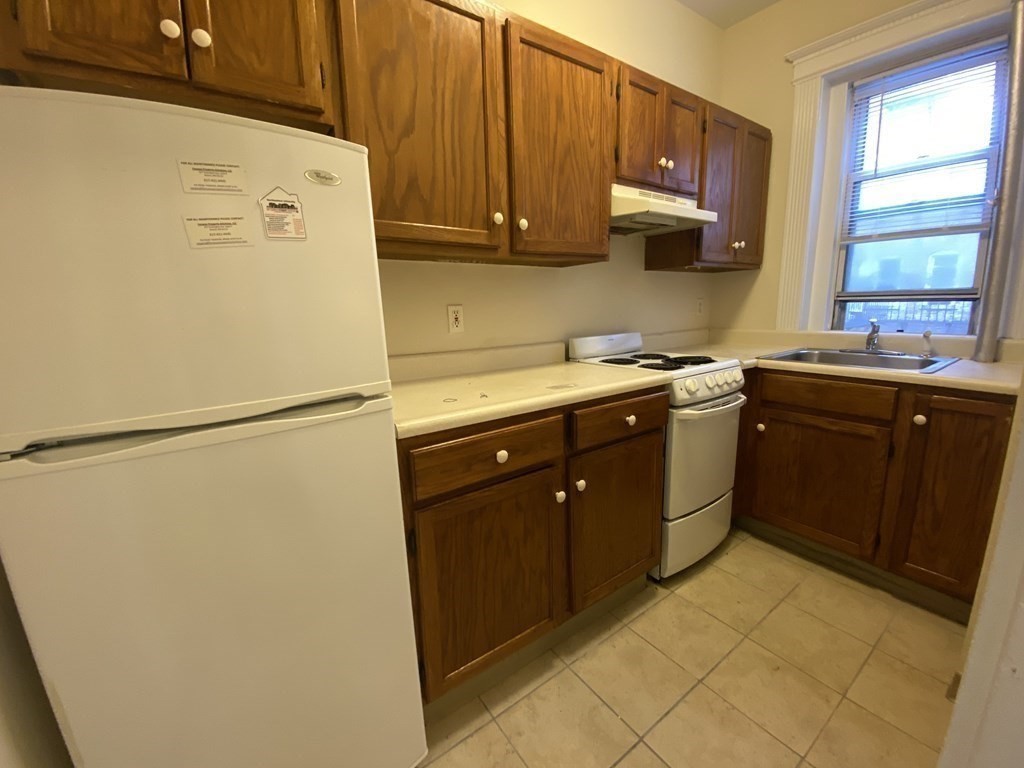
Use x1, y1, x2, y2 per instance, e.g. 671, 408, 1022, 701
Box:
0, 88, 391, 454
0, 397, 426, 768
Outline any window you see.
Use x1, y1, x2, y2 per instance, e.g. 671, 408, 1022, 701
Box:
832, 44, 1009, 335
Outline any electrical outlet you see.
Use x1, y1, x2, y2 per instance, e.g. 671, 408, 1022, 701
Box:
447, 304, 464, 334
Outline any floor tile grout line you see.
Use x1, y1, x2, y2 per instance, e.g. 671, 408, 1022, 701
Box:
421, 695, 495, 768
564, 661, 645, 742
490, 707, 536, 768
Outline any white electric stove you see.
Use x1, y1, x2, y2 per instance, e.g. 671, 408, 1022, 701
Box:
569, 333, 747, 579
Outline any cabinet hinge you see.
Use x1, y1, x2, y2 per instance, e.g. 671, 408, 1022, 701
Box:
406, 528, 417, 557
319, 63, 326, 89
889, 442, 895, 458
614, 146, 619, 163
615, 82, 621, 101
702, 118, 708, 133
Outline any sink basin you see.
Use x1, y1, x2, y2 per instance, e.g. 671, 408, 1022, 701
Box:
758, 348, 960, 374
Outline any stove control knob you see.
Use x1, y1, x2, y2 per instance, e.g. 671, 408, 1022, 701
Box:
731, 371, 741, 383
705, 375, 716, 388
684, 379, 699, 394
736, 371, 745, 385
715, 373, 726, 386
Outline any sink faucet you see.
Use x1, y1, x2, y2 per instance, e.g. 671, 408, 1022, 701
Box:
865, 319, 881, 352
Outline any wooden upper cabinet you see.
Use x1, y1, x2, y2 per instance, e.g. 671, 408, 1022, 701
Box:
734, 120, 772, 265
569, 431, 663, 611
890, 395, 1014, 600
616, 65, 663, 187
506, 20, 614, 260
339, 0, 506, 253
662, 85, 701, 195
750, 408, 891, 561
183, 0, 325, 110
700, 103, 744, 264
615, 65, 701, 195
415, 467, 567, 698
18, 0, 188, 79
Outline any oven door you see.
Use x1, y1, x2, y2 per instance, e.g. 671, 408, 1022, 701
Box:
664, 393, 746, 520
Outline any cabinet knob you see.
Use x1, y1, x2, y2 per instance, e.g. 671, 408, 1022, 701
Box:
159, 19, 182, 39
913, 415, 928, 426
492, 212, 504, 225
518, 218, 529, 231
756, 423, 766, 432
555, 491, 566, 504
576, 479, 587, 492
625, 414, 637, 426
731, 241, 741, 250
666, 159, 675, 170
495, 449, 509, 464
739, 240, 747, 249
191, 28, 213, 48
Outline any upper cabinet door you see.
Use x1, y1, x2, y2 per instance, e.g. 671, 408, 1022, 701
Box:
183, 0, 325, 111
506, 20, 614, 259
662, 86, 702, 196
18, 0, 188, 79
616, 64, 663, 187
339, 0, 506, 251
699, 103, 743, 264
734, 120, 772, 266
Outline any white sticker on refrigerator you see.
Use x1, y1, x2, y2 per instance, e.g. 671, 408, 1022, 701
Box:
258, 187, 307, 240
178, 161, 249, 195
182, 216, 255, 249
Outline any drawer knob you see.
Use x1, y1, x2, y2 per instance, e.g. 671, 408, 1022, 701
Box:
913, 414, 928, 426
493, 211, 504, 225
495, 449, 509, 464
555, 491, 566, 504
625, 414, 637, 426
576, 479, 587, 492
756, 423, 766, 432
159, 19, 182, 39
191, 28, 213, 48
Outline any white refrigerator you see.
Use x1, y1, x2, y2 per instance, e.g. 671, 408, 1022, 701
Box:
0, 88, 427, 768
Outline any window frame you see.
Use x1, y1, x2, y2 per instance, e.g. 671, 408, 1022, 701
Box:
829, 41, 1009, 335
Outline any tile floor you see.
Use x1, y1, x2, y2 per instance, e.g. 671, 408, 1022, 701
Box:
421, 529, 966, 768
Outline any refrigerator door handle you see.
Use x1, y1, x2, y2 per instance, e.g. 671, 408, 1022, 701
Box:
7, 396, 393, 476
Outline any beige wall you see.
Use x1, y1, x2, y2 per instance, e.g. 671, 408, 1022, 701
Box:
709, 0, 920, 331
378, 0, 724, 357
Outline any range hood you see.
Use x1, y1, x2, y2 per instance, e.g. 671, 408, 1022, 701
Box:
610, 183, 717, 236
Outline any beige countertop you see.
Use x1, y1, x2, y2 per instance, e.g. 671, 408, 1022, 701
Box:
391, 363, 673, 439
391, 341, 1021, 439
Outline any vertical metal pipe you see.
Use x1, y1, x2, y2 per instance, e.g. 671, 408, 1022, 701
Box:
975, 0, 1024, 361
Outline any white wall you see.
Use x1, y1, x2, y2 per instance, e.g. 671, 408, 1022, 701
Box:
378, 0, 724, 358
709, 0, 921, 331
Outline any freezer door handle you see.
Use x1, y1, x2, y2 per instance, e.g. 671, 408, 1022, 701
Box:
5, 397, 393, 478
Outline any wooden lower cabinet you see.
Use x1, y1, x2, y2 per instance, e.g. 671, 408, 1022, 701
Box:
737, 369, 1015, 602
751, 408, 890, 560
416, 466, 567, 698
569, 430, 663, 610
888, 394, 1013, 600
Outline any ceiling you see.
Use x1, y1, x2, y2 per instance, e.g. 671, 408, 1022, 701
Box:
674, 0, 780, 28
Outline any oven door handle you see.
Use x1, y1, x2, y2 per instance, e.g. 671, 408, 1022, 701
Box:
673, 393, 747, 420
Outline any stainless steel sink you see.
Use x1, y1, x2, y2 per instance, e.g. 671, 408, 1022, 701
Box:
758, 348, 960, 374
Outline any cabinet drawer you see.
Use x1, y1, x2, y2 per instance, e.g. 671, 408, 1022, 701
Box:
410, 416, 563, 503
571, 392, 669, 451
761, 373, 897, 422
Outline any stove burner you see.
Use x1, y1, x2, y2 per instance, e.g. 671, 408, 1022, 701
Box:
667, 355, 716, 366
600, 357, 641, 365
631, 353, 671, 360
638, 362, 685, 371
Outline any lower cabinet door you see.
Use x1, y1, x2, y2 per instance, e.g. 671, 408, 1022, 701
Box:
569, 431, 664, 611
750, 408, 891, 560
889, 395, 1014, 600
415, 466, 567, 699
